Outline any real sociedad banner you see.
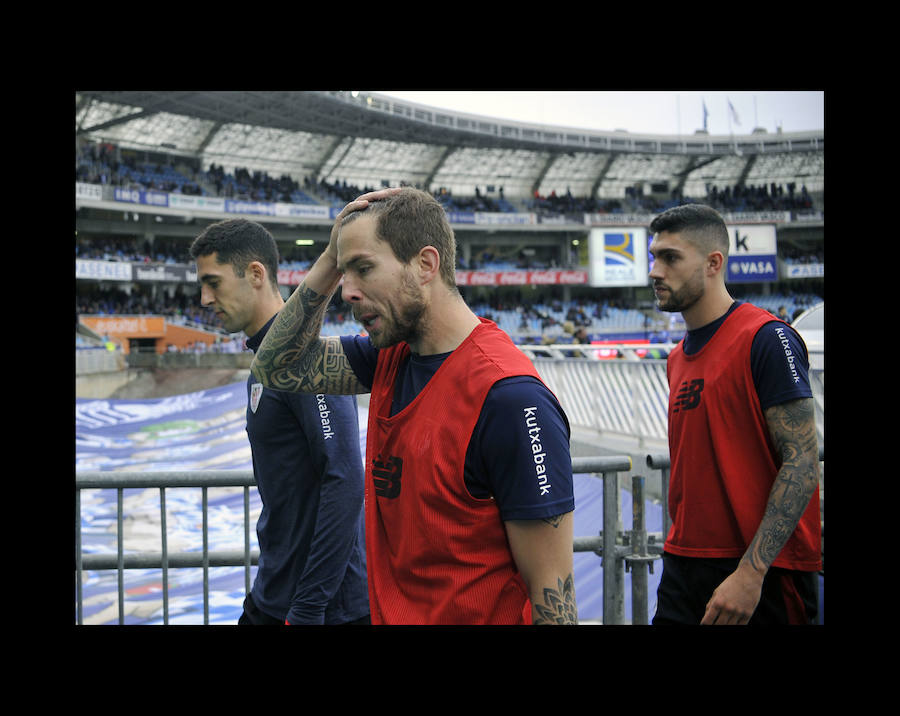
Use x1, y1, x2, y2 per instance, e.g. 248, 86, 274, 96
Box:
587, 227, 649, 287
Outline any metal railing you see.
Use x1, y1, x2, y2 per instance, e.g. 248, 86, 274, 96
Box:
75, 470, 257, 626
76, 347, 126, 375
74, 449, 824, 625
524, 347, 824, 448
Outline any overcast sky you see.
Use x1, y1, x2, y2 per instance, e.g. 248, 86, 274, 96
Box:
374, 91, 824, 137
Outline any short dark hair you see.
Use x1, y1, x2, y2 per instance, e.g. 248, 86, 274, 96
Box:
341, 187, 458, 291
649, 203, 729, 258
190, 218, 280, 288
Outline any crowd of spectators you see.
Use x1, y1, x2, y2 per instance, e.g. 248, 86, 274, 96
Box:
76, 235, 586, 272
77, 231, 822, 276
75, 139, 822, 353
76, 236, 192, 265
76, 285, 214, 326
781, 246, 824, 264
313, 177, 381, 205
76, 283, 358, 336
473, 295, 632, 332
529, 182, 816, 217
432, 186, 516, 214
209, 163, 313, 203
77, 139, 822, 218
77, 277, 820, 360
529, 188, 629, 217
76, 140, 205, 195
702, 182, 815, 213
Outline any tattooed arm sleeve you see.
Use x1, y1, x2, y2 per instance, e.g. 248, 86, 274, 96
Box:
744, 397, 821, 573
252, 188, 402, 395
250, 269, 366, 395
699, 397, 821, 624
505, 513, 578, 624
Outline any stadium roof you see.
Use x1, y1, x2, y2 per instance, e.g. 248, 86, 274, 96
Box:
75, 91, 825, 199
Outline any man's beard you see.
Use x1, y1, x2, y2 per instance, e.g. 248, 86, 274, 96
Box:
369, 271, 427, 349
654, 267, 704, 314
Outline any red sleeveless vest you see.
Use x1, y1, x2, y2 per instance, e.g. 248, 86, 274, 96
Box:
364, 318, 542, 624
665, 302, 821, 570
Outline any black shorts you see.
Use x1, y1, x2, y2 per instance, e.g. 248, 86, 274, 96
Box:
652, 552, 818, 625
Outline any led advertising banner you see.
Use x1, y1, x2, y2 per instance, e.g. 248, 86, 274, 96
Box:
588, 227, 649, 287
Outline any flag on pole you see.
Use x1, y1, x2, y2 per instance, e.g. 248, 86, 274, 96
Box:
702, 100, 709, 131
728, 99, 741, 126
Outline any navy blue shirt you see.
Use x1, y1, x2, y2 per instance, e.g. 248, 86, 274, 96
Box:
682, 301, 813, 408
246, 316, 368, 625
340, 334, 575, 521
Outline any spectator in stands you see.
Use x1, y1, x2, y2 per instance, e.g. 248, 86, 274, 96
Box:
648, 203, 821, 625
250, 187, 577, 625
570, 326, 592, 359
189, 218, 369, 626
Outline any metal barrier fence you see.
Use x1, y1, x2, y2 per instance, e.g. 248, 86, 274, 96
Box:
74, 449, 824, 625
76, 347, 126, 375
523, 345, 825, 448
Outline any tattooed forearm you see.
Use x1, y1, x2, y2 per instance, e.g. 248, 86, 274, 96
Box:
743, 398, 820, 573
251, 282, 361, 394
251, 283, 329, 390
532, 574, 578, 625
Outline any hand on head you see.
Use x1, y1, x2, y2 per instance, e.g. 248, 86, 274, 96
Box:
327, 187, 404, 260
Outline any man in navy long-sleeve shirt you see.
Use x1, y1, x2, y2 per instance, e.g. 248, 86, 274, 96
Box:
191, 219, 368, 625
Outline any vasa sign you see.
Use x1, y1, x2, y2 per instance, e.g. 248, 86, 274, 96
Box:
726, 225, 777, 283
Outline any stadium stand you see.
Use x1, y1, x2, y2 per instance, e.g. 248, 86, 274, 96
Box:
75, 136, 822, 217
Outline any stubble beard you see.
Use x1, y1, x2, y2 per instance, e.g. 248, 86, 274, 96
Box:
368, 271, 427, 349
655, 267, 705, 314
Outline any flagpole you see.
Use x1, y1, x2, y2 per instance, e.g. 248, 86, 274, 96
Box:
676, 94, 681, 137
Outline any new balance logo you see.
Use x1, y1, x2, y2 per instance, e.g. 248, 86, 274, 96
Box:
372, 455, 403, 498
673, 378, 704, 412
